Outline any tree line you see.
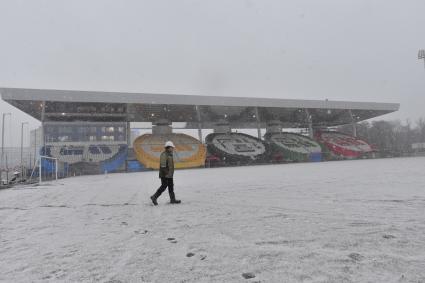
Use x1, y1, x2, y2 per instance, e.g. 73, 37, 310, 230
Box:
337, 118, 425, 156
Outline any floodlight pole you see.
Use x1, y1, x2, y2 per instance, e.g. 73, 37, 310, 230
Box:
20, 122, 29, 177
1, 113, 11, 181
33, 128, 37, 167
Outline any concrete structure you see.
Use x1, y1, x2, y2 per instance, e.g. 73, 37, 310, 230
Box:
0, 87, 399, 133
0, 87, 400, 174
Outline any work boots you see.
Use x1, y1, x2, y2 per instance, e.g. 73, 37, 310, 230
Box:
169, 191, 181, 204
151, 193, 181, 205
150, 195, 158, 206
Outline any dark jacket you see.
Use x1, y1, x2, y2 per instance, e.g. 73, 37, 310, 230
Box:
159, 150, 174, 178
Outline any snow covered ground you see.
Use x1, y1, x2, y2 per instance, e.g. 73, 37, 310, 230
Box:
1, 157, 425, 283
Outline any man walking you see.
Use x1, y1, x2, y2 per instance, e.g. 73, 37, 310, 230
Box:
150, 141, 181, 205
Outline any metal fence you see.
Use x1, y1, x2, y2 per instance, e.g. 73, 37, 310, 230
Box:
0, 147, 36, 185
0, 135, 397, 187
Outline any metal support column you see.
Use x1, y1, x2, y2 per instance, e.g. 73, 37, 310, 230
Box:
125, 104, 131, 172
255, 107, 262, 140
195, 105, 203, 142
348, 109, 357, 137
41, 101, 46, 150
305, 109, 314, 138
40, 101, 46, 180
126, 122, 131, 147
126, 104, 131, 147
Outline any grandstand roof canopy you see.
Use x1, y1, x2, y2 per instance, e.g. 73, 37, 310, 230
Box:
0, 87, 399, 128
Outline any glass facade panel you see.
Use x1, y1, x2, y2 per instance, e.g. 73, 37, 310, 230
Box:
44, 123, 127, 143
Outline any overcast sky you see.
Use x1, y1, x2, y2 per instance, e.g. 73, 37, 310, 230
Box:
0, 0, 425, 146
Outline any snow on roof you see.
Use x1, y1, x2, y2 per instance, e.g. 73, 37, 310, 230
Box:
0, 87, 399, 111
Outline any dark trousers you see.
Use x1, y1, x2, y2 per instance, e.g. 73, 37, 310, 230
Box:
153, 177, 175, 200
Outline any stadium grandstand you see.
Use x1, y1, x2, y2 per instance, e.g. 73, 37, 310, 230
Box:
0, 87, 399, 177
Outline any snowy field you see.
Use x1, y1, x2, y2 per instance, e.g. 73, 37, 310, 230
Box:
1, 157, 425, 283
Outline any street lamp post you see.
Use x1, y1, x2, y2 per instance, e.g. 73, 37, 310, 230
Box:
1, 113, 11, 183
20, 122, 29, 178
419, 49, 425, 70
33, 128, 37, 168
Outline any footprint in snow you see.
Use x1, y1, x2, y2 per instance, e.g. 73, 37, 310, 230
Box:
242, 272, 256, 279
383, 234, 396, 239
348, 253, 364, 261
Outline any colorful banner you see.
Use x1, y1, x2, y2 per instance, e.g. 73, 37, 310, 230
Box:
206, 133, 268, 163
266, 132, 322, 162
316, 131, 372, 158
133, 134, 206, 169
